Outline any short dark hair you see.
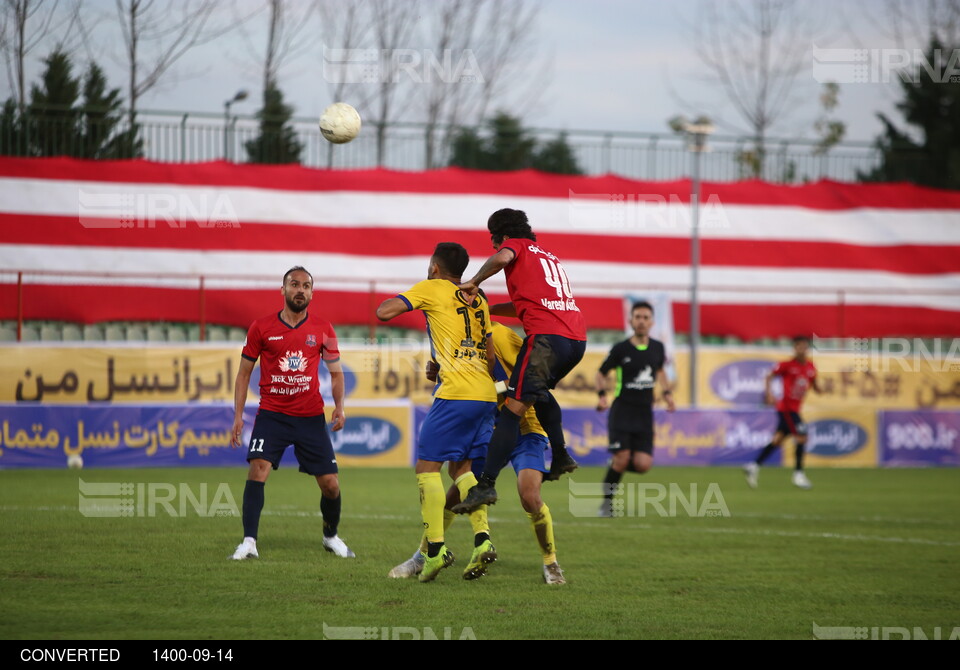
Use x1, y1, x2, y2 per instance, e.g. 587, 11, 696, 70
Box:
792, 335, 811, 344
488, 208, 536, 245
432, 242, 469, 277
632, 301, 654, 315
283, 266, 313, 284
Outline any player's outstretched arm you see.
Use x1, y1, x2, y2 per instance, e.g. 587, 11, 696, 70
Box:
596, 370, 611, 411
459, 248, 516, 297
489, 302, 517, 317
232, 357, 256, 447
376, 297, 409, 322
327, 359, 346, 431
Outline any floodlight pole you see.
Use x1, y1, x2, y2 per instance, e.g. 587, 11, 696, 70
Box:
685, 121, 713, 409
223, 90, 248, 162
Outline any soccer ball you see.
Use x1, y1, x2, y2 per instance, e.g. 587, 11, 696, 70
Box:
67, 454, 84, 469
319, 102, 361, 144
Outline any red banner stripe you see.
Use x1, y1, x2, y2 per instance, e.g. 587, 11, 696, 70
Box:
3, 157, 960, 210
3, 214, 959, 275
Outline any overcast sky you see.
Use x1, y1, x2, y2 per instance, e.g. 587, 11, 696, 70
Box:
2, 0, 943, 143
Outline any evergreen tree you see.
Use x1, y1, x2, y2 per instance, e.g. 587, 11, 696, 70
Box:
860, 38, 960, 189
245, 84, 303, 164
29, 49, 81, 157
449, 112, 582, 174
533, 132, 583, 175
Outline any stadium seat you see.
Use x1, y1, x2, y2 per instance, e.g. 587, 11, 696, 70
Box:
166, 325, 188, 342
20, 325, 40, 341
40, 324, 62, 341
146, 326, 166, 342
83, 325, 105, 341
61, 324, 83, 341
104, 325, 126, 341
0, 325, 16, 341
125, 325, 146, 342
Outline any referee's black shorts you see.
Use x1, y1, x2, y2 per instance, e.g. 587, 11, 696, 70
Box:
608, 401, 654, 456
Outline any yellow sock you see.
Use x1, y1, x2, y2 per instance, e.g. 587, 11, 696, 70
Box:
527, 503, 557, 565
455, 472, 489, 537
420, 508, 456, 553
416, 472, 445, 544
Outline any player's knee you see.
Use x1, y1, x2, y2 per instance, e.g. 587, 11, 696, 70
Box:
634, 460, 652, 474
519, 490, 542, 513
610, 451, 629, 471
247, 459, 271, 481
318, 475, 340, 498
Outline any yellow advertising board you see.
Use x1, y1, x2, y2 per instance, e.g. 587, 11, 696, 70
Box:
0, 344, 956, 411
326, 402, 413, 468
783, 407, 879, 469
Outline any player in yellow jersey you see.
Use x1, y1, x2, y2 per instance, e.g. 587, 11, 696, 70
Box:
376, 243, 498, 583
489, 322, 565, 584
387, 319, 565, 585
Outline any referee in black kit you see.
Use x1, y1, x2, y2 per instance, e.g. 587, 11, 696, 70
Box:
595, 301, 675, 517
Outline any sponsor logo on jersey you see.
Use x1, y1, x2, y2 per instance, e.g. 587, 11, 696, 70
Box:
279, 350, 308, 372
268, 336, 284, 341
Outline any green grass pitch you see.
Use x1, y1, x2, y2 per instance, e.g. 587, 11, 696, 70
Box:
1, 466, 958, 640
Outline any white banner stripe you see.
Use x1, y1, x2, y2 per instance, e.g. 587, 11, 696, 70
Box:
2, 178, 960, 245
3, 245, 960, 310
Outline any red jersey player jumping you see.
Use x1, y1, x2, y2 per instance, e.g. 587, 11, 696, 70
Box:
744, 335, 822, 490
229, 266, 354, 560
453, 208, 588, 513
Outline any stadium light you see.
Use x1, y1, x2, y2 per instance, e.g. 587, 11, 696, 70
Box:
683, 117, 714, 409
223, 90, 249, 162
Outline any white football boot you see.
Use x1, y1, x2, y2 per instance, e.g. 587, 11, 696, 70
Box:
792, 470, 813, 490
323, 534, 357, 558
388, 550, 425, 578
230, 538, 259, 560
743, 462, 759, 489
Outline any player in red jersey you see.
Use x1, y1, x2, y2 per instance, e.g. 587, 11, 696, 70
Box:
453, 208, 587, 513
744, 336, 822, 490
228, 266, 354, 560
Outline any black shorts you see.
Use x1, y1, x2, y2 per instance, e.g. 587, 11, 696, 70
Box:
775, 411, 807, 437
508, 334, 586, 404
608, 402, 654, 455
247, 409, 338, 476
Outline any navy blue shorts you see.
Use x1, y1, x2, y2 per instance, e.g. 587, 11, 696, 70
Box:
418, 399, 497, 463
247, 409, 338, 476
508, 334, 586, 404
776, 411, 807, 437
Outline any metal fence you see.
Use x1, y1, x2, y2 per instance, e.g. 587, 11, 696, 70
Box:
0, 106, 906, 183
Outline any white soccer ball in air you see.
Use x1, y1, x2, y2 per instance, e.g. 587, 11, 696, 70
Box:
67, 454, 84, 469
319, 102, 361, 144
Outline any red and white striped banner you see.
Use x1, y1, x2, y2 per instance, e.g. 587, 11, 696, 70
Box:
1, 157, 959, 337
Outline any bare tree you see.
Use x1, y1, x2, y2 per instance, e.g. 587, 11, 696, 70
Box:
317, 0, 374, 167
687, 0, 820, 177
879, 0, 960, 48
112, 0, 235, 125
420, 0, 544, 168
2, 0, 80, 107
237, 0, 315, 97
369, 0, 419, 166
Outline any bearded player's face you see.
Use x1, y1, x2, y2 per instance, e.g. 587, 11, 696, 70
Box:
282, 271, 313, 313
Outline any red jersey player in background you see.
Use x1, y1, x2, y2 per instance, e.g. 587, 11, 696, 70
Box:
744, 335, 821, 490
229, 266, 354, 560
454, 208, 587, 513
